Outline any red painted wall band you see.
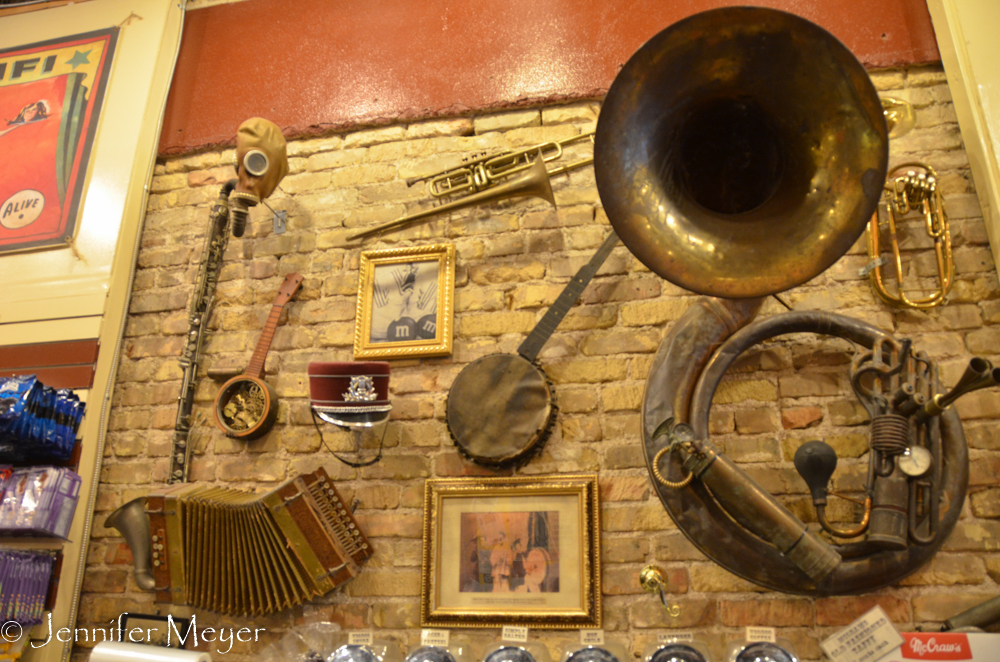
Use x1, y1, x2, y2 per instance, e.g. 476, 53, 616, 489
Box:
160, 0, 939, 155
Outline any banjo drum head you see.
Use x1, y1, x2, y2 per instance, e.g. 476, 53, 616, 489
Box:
446, 354, 554, 467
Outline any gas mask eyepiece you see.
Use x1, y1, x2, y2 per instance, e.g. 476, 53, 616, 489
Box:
242, 149, 270, 177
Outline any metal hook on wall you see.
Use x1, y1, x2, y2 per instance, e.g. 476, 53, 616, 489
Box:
640, 565, 681, 618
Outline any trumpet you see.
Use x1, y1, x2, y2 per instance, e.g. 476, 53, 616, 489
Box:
865, 162, 954, 309
347, 132, 594, 242
409, 131, 595, 198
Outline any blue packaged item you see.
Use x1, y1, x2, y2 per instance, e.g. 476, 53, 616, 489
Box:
0, 377, 82, 464
0, 376, 34, 434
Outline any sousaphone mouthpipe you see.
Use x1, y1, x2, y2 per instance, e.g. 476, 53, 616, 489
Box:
683, 437, 842, 582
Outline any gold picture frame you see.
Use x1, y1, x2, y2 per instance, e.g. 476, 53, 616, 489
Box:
421, 474, 601, 629
353, 244, 455, 359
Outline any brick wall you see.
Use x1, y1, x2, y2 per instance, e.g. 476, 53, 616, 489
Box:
77, 64, 1000, 661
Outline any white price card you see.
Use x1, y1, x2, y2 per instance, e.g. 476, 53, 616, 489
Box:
820, 606, 904, 662
658, 632, 694, 643
502, 626, 529, 643
349, 631, 374, 646
746, 627, 776, 643
580, 630, 605, 645
422, 630, 450, 647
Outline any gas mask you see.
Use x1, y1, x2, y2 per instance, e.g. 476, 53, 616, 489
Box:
230, 117, 288, 237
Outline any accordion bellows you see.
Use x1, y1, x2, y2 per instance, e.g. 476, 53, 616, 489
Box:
145, 468, 371, 615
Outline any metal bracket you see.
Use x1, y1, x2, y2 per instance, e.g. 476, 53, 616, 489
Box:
273, 209, 287, 235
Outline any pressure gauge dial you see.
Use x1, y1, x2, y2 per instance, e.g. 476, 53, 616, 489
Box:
898, 445, 933, 477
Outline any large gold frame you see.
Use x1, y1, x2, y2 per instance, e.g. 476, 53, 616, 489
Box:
420, 474, 601, 629
353, 244, 455, 359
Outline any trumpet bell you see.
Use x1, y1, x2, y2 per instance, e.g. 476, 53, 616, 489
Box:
594, 7, 889, 298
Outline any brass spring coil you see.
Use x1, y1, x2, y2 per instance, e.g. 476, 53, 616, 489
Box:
871, 413, 910, 457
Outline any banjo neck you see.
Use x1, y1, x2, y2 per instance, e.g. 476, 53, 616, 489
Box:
517, 230, 619, 362
245, 273, 304, 379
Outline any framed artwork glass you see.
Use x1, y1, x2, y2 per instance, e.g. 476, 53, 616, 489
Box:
353, 244, 455, 359
421, 474, 601, 629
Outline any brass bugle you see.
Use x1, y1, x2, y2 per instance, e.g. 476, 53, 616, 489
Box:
407, 131, 595, 197
866, 162, 954, 309
347, 153, 556, 242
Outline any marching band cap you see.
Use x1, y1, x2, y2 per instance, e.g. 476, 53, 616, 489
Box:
308, 361, 391, 428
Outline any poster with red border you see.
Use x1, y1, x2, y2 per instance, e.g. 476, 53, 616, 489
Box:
0, 28, 117, 254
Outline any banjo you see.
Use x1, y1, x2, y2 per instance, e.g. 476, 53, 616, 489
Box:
447, 230, 619, 467
213, 272, 303, 439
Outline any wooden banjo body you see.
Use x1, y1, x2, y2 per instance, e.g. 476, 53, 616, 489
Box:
213, 374, 278, 440
447, 354, 554, 467
447, 231, 617, 467
213, 272, 302, 439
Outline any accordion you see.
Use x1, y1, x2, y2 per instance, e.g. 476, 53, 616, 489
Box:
145, 468, 371, 615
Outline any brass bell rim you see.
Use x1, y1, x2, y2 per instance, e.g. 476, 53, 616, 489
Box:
594, 6, 889, 299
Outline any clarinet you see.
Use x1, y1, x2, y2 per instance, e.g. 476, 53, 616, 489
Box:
169, 180, 237, 483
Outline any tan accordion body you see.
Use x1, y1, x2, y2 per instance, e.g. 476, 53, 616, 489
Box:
145, 468, 371, 615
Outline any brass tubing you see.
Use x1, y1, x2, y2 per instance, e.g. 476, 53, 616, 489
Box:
816, 497, 872, 539
867, 163, 954, 309
347, 154, 555, 242
944, 594, 1000, 631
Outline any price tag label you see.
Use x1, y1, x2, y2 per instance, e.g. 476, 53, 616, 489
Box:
658, 632, 694, 643
821, 606, 903, 662
422, 630, 450, 647
745, 627, 776, 643
349, 631, 374, 646
580, 630, 605, 645
502, 626, 529, 643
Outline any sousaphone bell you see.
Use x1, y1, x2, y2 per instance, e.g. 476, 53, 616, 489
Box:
595, 6, 887, 298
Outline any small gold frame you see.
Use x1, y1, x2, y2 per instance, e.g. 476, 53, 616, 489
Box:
420, 474, 602, 629
353, 244, 455, 359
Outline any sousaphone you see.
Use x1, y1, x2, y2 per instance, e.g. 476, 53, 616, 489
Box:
594, 7, 978, 595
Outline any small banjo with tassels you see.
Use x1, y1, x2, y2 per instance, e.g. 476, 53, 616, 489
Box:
213, 272, 303, 439
447, 230, 619, 467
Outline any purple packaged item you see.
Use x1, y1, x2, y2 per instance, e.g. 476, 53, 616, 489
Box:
0, 468, 80, 538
